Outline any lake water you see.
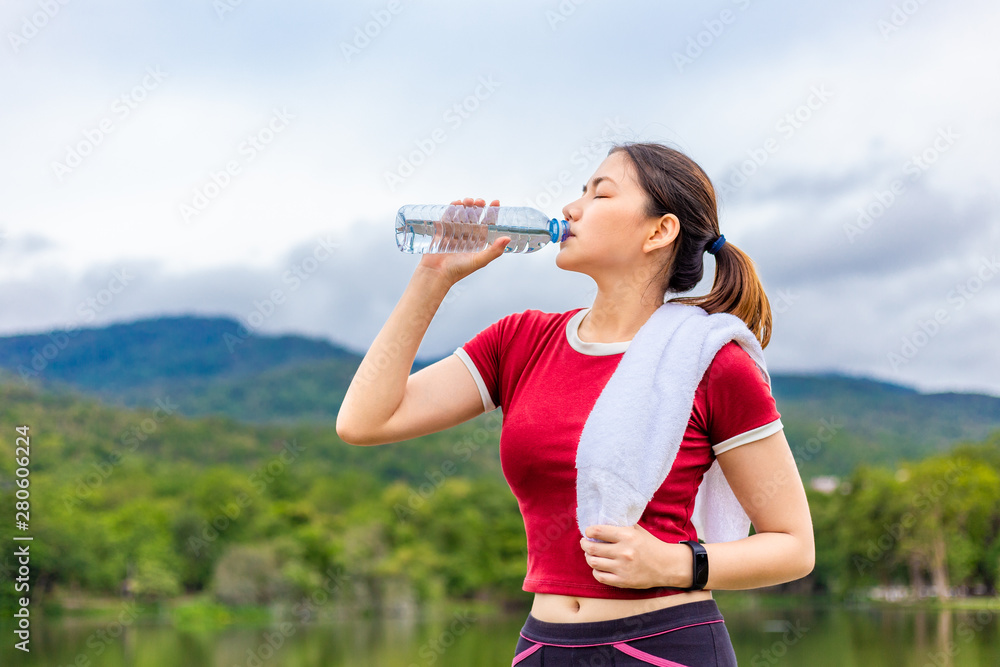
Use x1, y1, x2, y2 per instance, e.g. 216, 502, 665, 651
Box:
3, 602, 997, 666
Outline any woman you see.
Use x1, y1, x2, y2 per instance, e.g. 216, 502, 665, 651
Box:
336, 142, 814, 666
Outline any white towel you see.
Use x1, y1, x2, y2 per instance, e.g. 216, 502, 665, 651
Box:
575, 301, 772, 545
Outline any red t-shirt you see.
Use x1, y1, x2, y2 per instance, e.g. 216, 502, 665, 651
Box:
454, 307, 783, 599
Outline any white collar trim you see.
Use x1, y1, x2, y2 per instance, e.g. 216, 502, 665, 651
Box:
565, 307, 631, 356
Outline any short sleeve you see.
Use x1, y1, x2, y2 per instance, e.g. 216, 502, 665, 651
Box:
704, 341, 783, 456
453, 313, 520, 413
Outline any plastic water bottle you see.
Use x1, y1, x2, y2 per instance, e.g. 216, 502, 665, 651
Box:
395, 204, 571, 254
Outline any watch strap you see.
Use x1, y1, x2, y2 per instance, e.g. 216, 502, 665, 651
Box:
680, 540, 709, 590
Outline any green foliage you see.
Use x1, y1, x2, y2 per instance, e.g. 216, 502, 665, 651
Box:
0, 378, 519, 613
773, 374, 1000, 476
809, 438, 1000, 598
1, 372, 997, 613
3, 318, 998, 475
211, 543, 290, 605
170, 597, 270, 631
0, 316, 429, 424
0, 316, 351, 393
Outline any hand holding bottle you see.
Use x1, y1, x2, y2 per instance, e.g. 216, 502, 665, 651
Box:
416, 197, 511, 285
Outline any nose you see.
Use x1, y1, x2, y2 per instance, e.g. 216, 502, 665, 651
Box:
562, 197, 581, 225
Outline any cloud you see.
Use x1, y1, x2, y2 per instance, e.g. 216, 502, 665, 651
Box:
733, 168, 998, 287
0, 231, 56, 256
0, 0, 998, 397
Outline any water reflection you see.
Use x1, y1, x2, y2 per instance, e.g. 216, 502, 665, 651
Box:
1, 604, 996, 666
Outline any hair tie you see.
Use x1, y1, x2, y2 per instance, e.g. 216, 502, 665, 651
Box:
707, 234, 726, 255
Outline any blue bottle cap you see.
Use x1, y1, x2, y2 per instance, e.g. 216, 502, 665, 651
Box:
549, 219, 570, 243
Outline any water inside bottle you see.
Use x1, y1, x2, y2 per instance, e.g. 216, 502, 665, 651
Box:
397, 215, 553, 254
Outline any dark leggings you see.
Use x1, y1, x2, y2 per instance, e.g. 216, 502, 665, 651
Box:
511, 599, 738, 666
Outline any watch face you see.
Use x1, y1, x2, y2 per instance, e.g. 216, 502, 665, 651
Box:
695, 550, 709, 587
682, 540, 709, 589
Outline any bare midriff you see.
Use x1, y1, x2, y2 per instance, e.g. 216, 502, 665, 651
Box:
529, 589, 713, 623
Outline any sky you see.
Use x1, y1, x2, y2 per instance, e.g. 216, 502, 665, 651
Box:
1, 0, 998, 396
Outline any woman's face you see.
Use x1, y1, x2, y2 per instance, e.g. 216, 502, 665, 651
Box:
556, 150, 677, 280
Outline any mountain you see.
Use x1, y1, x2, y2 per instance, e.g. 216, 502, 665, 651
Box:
770, 373, 1000, 474
0, 316, 427, 423
0, 315, 350, 391
1, 315, 998, 475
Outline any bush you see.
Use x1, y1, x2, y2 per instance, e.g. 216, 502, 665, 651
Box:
210, 544, 290, 605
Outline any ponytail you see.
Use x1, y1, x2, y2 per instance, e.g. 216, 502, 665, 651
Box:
669, 241, 773, 349
610, 142, 773, 349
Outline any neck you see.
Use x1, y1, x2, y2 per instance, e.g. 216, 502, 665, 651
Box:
580, 274, 664, 343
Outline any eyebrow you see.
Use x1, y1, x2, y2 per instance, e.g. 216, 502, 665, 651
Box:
582, 176, 616, 194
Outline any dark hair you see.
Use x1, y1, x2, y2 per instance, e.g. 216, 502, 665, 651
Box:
609, 142, 772, 349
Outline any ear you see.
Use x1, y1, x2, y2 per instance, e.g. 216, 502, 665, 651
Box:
643, 213, 680, 253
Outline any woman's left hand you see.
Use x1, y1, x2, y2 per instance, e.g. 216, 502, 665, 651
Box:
580, 524, 686, 589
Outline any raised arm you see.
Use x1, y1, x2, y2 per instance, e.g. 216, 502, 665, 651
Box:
336, 198, 509, 446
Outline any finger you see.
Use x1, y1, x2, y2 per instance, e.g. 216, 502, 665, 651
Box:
592, 568, 622, 587
482, 203, 498, 226
585, 553, 617, 572
442, 204, 458, 224
581, 538, 614, 558
450, 203, 466, 224
586, 526, 618, 542
458, 198, 476, 225
473, 198, 486, 207
471, 201, 485, 223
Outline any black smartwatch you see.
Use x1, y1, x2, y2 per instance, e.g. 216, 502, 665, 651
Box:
679, 540, 709, 590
